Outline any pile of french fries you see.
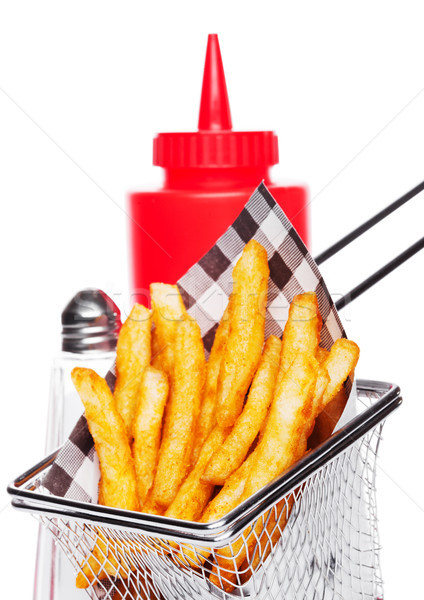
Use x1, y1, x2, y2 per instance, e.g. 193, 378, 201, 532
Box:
71, 239, 360, 592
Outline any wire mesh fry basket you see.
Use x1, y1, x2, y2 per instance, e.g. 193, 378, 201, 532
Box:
8, 379, 401, 600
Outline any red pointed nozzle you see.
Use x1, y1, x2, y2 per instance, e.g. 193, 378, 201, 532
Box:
198, 34, 233, 131
153, 34, 278, 168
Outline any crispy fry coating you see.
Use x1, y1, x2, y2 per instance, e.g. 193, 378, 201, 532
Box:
226, 339, 360, 589
239, 495, 296, 585
245, 353, 318, 498
151, 327, 161, 366
176, 452, 256, 570
308, 387, 348, 448
209, 354, 318, 591
303, 366, 331, 440
71, 368, 139, 511
150, 283, 186, 380
202, 336, 281, 485
321, 338, 360, 409
191, 304, 231, 466
76, 529, 136, 588
201, 452, 255, 524
139, 496, 164, 516
114, 304, 152, 438
276, 292, 321, 389
152, 318, 206, 509
166, 426, 230, 521
97, 478, 105, 505
216, 240, 269, 428
239, 348, 349, 588
132, 367, 169, 507
316, 346, 330, 364
302, 339, 359, 448
306, 339, 359, 446
71, 368, 139, 589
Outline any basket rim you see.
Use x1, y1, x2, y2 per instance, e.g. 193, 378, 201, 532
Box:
8, 379, 401, 546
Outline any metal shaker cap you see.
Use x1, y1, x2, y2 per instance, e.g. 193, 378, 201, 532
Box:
61, 289, 121, 353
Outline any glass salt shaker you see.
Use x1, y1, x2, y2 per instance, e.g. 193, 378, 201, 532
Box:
33, 289, 121, 600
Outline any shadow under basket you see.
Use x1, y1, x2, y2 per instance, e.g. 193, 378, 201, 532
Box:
8, 379, 401, 600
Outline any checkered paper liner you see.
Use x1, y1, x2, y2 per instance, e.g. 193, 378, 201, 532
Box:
43, 182, 347, 501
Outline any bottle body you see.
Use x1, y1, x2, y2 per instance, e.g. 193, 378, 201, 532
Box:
34, 350, 115, 600
45, 351, 115, 453
129, 175, 308, 303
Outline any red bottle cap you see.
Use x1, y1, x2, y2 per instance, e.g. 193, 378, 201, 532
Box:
153, 34, 279, 169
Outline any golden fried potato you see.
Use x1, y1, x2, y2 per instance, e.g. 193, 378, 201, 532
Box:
71, 369, 138, 589
316, 346, 330, 364
304, 366, 331, 439
132, 367, 169, 507
76, 529, 135, 588
114, 304, 152, 438
308, 387, 348, 448
216, 240, 269, 428
150, 283, 186, 381
201, 452, 255, 524
191, 304, 231, 467
237, 342, 359, 588
97, 478, 105, 505
139, 496, 164, 516
71, 368, 138, 512
176, 452, 256, 570
244, 353, 318, 498
320, 338, 360, 409
276, 292, 321, 389
300, 339, 360, 449
202, 336, 281, 485
239, 497, 295, 586
209, 353, 318, 591
152, 318, 206, 509
305, 339, 359, 446
239, 429, 312, 587
166, 426, 230, 521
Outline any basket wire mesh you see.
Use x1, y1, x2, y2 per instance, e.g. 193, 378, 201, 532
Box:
9, 380, 400, 600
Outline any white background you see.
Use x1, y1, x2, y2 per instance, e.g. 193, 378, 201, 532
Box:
1, 1, 423, 598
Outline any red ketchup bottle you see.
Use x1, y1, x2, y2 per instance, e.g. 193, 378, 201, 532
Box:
129, 34, 308, 303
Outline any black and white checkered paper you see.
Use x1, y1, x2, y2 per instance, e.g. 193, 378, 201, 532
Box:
43, 182, 347, 502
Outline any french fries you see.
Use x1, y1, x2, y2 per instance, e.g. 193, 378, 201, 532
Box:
201, 452, 256, 524
202, 335, 281, 485
216, 240, 269, 428
71, 368, 139, 511
150, 283, 186, 379
208, 354, 319, 590
132, 366, 169, 508
320, 338, 360, 409
71, 240, 361, 593
165, 426, 231, 521
276, 291, 321, 389
151, 317, 206, 509
191, 304, 231, 466
210, 354, 318, 592
316, 346, 330, 364
244, 353, 319, 498
176, 453, 257, 569
76, 529, 136, 588
114, 304, 152, 438
71, 368, 139, 588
